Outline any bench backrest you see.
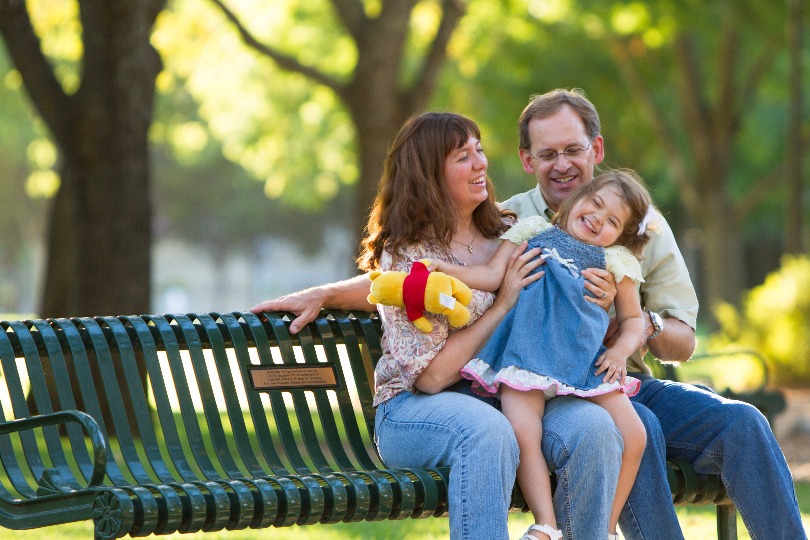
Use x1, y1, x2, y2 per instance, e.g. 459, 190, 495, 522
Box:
0, 311, 383, 502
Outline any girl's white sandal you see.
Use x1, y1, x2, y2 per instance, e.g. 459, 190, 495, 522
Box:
519, 523, 563, 540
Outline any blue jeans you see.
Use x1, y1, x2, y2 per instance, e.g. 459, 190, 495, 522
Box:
376, 386, 628, 538
622, 376, 807, 540
376, 378, 806, 539
541, 396, 624, 537
375, 389, 519, 539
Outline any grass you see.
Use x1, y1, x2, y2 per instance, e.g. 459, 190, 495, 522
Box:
14, 482, 809, 539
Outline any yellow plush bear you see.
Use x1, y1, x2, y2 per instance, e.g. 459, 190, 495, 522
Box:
368, 260, 473, 333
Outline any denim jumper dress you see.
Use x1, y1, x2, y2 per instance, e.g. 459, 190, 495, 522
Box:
460, 226, 639, 398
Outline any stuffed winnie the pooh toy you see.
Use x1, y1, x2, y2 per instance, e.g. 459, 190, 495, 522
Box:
367, 260, 473, 333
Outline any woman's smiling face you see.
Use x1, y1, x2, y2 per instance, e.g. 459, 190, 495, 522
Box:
565, 186, 630, 247
443, 135, 488, 214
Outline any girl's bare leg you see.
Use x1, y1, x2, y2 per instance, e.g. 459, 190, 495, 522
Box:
500, 386, 556, 539
587, 391, 647, 536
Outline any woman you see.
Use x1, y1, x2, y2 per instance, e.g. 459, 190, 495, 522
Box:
357, 111, 544, 539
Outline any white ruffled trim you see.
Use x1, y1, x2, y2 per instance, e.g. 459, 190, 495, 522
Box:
460, 358, 640, 399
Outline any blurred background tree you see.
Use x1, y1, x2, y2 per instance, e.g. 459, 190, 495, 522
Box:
0, 0, 806, 327
433, 0, 805, 310
0, 53, 48, 315
178, 0, 466, 244
0, 0, 163, 317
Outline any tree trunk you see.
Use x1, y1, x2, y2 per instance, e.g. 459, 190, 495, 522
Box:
1, 0, 164, 434
38, 0, 163, 317
784, 0, 804, 254
210, 0, 464, 256
699, 190, 745, 310
345, 92, 409, 254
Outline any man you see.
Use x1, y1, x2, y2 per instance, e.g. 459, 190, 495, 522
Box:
253, 89, 805, 539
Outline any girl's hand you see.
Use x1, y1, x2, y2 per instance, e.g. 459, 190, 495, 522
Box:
594, 348, 627, 385
419, 259, 441, 272
492, 242, 544, 313
582, 268, 617, 312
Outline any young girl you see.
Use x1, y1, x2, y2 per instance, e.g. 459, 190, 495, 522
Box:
429, 170, 657, 540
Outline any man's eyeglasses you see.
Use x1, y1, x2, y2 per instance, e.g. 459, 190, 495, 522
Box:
529, 141, 592, 163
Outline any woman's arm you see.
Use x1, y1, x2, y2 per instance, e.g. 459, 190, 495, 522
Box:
432, 240, 520, 292
594, 278, 645, 384
415, 244, 543, 393
250, 273, 374, 334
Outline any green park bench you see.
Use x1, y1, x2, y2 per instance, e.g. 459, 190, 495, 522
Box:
0, 310, 782, 539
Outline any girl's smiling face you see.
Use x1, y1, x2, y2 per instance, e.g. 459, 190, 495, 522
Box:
565, 186, 630, 247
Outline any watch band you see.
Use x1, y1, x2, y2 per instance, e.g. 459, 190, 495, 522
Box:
645, 309, 664, 341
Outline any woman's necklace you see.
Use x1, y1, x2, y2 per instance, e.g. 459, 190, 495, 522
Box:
451, 229, 478, 254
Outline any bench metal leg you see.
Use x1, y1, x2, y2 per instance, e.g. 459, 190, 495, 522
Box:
717, 504, 738, 540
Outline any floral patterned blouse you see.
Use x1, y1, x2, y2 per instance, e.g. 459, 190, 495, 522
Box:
372, 242, 496, 407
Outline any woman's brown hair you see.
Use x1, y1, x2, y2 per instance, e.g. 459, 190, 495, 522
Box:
358, 112, 510, 271
552, 169, 655, 256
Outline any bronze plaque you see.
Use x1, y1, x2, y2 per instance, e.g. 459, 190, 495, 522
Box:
248, 364, 338, 391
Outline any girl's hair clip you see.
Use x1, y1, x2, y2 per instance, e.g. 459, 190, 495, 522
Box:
637, 206, 660, 235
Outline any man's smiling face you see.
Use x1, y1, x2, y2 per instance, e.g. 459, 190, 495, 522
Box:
519, 105, 604, 212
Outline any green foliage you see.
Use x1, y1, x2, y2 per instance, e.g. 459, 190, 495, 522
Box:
710, 256, 810, 387
150, 83, 352, 255
2, 0, 805, 311
153, 0, 359, 212
0, 57, 51, 313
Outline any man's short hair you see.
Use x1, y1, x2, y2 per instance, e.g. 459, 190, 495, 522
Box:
518, 88, 601, 150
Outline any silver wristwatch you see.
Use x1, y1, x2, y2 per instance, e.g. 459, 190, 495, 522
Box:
645, 309, 664, 341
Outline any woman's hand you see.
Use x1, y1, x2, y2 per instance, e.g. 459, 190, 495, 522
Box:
582, 268, 617, 311
251, 289, 325, 334
492, 242, 544, 313
250, 274, 374, 334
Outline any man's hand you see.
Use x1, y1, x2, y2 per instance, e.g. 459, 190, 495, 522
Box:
251, 288, 326, 335
582, 268, 616, 311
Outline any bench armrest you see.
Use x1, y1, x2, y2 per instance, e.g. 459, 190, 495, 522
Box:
0, 410, 107, 488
